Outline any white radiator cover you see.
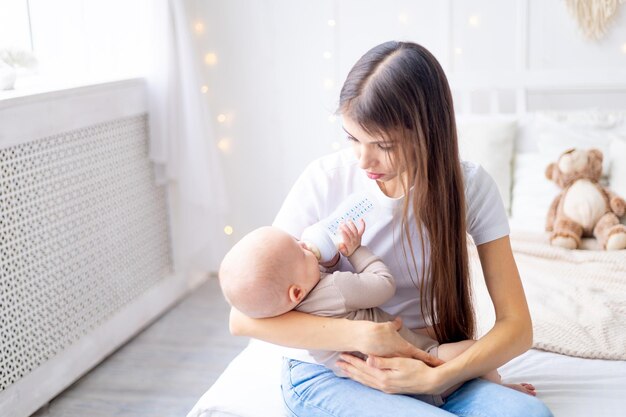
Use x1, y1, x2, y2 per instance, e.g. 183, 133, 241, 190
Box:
0, 79, 188, 417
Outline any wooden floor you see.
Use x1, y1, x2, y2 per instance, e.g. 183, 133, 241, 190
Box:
32, 277, 249, 417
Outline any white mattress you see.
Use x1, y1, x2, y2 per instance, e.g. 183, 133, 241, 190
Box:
187, 340, 626, 417
500, 348, 626, 417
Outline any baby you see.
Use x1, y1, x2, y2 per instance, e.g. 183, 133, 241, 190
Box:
219, 220, 535, 403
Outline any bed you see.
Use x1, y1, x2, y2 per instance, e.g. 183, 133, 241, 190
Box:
187, 108, 626, 417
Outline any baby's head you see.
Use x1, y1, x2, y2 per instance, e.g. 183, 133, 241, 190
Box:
219, 226, 321, 318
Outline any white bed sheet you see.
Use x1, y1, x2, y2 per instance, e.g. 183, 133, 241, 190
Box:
187, 339, 626, 417
500, 349, 626, 417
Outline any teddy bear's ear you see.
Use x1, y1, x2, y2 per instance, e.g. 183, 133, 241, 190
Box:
545, 162, 557, 181
588, 148, 603, 162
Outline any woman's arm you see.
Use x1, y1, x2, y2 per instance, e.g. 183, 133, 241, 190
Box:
337, 236, 532, 395
433, 235, 532, 389
230, 308, 362, 351
230, 308, 438, 362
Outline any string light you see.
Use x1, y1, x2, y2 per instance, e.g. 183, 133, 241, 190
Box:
194, 22, 205, 34
455, 47, 463, 55
204, 53, 218, 66
323, 51, 332, 59
217, 114, 227, 123
217, 138, 231, 153
398, 13, 409, 24
622, 43, 626, 54
328, 115, 337, 123
327, 19, 336, 27
224, 225, 233, 235
331, 142, 341, 150
201, 85, 209, 94
323, 78, 334, 90
468, 15, 480, 27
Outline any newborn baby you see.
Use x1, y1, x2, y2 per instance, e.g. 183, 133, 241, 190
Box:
219, 221, 536, 403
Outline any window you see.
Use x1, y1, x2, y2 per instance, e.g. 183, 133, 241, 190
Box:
1, 0, 151, 93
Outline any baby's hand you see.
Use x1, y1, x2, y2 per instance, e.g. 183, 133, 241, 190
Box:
338, 219, 366, 257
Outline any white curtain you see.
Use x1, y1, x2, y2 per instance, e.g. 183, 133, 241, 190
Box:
146, 0, 228, 273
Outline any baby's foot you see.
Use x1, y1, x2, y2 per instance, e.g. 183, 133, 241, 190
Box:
505, 382, 536, 396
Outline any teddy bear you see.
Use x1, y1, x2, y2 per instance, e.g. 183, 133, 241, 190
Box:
545, 148, 626, 250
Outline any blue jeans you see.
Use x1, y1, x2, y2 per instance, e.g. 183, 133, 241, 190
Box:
281, 359, 553, 417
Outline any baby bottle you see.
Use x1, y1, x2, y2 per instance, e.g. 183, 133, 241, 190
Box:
301, 192, 380, 263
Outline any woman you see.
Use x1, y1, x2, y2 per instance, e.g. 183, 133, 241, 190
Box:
230, 41, 553, 417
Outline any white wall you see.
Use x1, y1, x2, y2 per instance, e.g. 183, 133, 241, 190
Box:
187, 0, 626, 247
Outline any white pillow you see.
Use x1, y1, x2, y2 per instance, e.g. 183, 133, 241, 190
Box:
609, 139, 626, 226
457, 117, 516, 214
186, 339, 284, 417
509, 153, 560, 232
534, 111, 626, 177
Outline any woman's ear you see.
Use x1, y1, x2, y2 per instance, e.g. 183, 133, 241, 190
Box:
288, 285, 305, 303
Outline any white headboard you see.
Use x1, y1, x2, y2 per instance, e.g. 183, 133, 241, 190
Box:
452, 84, 626, 154
453, 85, 626, 115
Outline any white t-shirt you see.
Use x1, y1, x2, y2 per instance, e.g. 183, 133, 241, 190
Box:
274, 148, 510, 330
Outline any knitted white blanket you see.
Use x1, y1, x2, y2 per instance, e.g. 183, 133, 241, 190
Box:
472, 231, 626, 360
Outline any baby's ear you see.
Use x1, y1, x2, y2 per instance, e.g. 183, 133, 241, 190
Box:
545, 162, 557, 181
288, 285, 306, 303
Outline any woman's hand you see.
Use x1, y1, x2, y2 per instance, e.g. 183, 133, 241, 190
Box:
355, 318, 443, 367
336, 353, 444, 395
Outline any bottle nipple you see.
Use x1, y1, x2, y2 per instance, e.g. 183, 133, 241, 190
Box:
302, 241, 321, 261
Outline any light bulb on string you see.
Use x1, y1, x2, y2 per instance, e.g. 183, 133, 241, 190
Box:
217, 138, 231, 153
331, 141, 341, 150
204, 53, 218, 66
194, 22, 205, 34
201, 85, 209, 94
217, 114, 227, 123
224, 225, 233, 235
323, 78, 334, 90
327, 19, 336, 27
323, 51, 332, 59
468, 15, 480, 27
621, 43, 626, 54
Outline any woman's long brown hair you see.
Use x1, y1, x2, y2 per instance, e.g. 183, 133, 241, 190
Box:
339, 41, 474, 343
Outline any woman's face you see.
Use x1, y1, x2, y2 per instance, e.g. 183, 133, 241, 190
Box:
342, 115, 403, 195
